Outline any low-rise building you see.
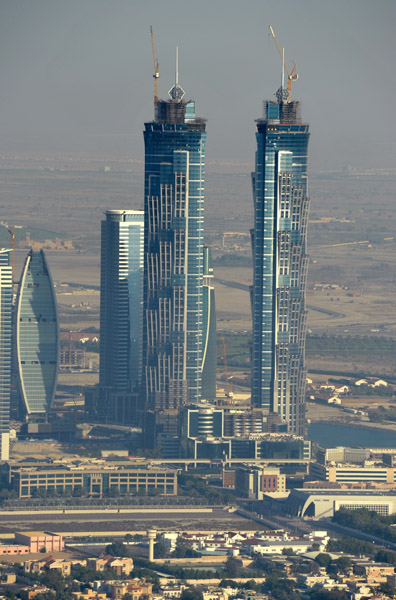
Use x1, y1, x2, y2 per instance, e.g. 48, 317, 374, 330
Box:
24, 556, 72, 576
167, 529, 328, 557
354, 563, 395, 583
15, 532, 64, 553
20, 587, 53, 600
161, 584, 186, 598
106, 578, 153, 600
72, 591, 107, 600
0, 542, 29, 555
87, 556, 134, 577
3, 459, 177, 498
316, 446, 370, 466
298, 574, 337, 589
310, 462, 395, 484
235, 465, 286, 499
285, 488, 396, 518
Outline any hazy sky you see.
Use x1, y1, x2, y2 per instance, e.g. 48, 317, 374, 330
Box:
0, 0, 395, 171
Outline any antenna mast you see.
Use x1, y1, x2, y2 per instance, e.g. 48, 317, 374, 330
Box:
168, 45, 185, 101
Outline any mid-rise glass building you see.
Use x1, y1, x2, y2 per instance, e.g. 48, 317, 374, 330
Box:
143, 78, 207, 412
15, 249, 59, 418
251, 94, 310, 436
0, 250, 12, 460
99, 209, 144, 394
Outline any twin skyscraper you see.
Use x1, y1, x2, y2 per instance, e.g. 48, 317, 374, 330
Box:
98, 57, 310, 448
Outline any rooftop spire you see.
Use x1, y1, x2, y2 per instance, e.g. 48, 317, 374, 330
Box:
168, 46, 185, 101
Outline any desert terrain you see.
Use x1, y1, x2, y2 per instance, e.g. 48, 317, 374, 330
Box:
1, 155, 396, 387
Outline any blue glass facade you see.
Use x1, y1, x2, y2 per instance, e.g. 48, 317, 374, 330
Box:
15, 250, 59, 417
0, 250, 12, 459
143, 95, 207, 412
100, 209, 144, 393
251, 99, 310, 436
201, 246, 216, 400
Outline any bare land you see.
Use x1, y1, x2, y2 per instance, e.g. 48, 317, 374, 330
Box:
0, 509, 261, 535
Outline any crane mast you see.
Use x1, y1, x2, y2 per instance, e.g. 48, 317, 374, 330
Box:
150, 25, 159, 118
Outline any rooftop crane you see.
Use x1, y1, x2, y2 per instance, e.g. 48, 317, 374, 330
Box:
269, 25, 298, 102
221, 336, 233, 400
150, 25, 159, 118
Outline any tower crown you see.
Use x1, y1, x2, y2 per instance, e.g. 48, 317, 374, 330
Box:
168, 46, 185, 102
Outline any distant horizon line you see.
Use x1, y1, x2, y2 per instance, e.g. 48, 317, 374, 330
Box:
0, 151, 394, 176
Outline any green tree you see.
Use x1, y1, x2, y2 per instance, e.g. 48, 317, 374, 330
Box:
244, 580, 260, 591
335, 556, 352, 573
224, 556, 243, 578
154, 540, 167, 558
282, 547, 295, 556
180, 588, 204, 600
314, 553, 333, 569
174, 536, 200, 558
327, 536, 375, 556
105, 541, 131, 557
375, 550, 396, 564
219, 580, 239, 588
39, 570, 66, 594
310, 591, 349, 600
378, 582, 396, 597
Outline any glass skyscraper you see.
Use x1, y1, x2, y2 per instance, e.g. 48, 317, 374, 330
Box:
143, 78, 207, 413
0, 250, 12, 460
15, 249, 59, 418
100, 209, 144, 394
251, 95, 310, 436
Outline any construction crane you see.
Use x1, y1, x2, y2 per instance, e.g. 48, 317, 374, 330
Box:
7, 226, 15, 284
220, 336, 233, 400
150, 25, 159, 118
269, 25, 298, 102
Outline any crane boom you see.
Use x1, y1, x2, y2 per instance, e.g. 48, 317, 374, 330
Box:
150, 25, 159, 118
269, 26, 286, 73
269, 25, 298, 101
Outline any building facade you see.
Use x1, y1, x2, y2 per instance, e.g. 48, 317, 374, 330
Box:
0, 250, 12, 460
143, 80, 207, 414
182, 405, 224, 438
286, 488, 396, 519
251, 93, 310, 435
15, 249, 59, 419
235, 465, 286, 499
99, 210, 144, 420
201, 247, 216, 399
310, 462, 395, 484
187, 433, 310, 461
7, 464, 177, 498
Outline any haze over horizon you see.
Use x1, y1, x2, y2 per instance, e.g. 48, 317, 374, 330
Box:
0, 0, 395, 172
